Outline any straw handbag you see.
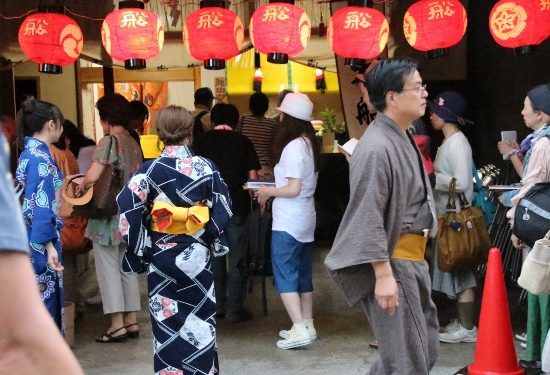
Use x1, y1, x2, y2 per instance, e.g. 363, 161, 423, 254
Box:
517, 229, 550, 295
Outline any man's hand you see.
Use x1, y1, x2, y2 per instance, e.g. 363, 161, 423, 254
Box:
371, 260, 399, 315
374, 275, 399, 315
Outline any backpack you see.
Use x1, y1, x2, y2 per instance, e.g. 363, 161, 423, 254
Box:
513, 181, 550, 248
193, 110, 209, 140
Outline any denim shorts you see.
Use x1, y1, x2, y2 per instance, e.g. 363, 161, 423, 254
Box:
271, 230, 313, 293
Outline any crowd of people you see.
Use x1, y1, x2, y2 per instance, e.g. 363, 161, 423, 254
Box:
2, 58, 550, 374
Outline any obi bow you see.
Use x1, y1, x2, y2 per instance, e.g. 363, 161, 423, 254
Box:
150, 201, 209, 235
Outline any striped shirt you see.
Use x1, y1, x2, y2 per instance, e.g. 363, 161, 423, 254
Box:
237, 115, 277, 168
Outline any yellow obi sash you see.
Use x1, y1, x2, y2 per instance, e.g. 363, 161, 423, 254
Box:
150, 201, 209, 235
391, 233, 428, 261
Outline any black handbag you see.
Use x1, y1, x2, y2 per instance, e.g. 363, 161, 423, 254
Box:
513, 181, 550, 248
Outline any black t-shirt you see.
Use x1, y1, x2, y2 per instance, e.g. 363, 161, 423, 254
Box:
193, 130, 261, 216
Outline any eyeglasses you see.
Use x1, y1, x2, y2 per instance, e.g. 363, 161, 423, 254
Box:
400, 84, 427, 94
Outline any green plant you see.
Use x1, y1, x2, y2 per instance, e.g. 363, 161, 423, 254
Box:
319, 107, 346, 135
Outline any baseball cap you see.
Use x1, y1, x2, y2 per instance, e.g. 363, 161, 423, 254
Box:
194, 87, 215, 102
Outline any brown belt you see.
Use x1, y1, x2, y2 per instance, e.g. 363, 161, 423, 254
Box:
391, 233, 428, 261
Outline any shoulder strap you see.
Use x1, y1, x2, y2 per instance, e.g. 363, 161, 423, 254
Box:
193, 111, 208, 138
196, 110, 208, 123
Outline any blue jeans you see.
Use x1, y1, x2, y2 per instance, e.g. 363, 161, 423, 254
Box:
211, 215, 248, 316
271, 230, 313, 293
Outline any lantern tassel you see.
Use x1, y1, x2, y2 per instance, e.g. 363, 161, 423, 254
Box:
315, 68, 326, 94
253, 68, 263, 93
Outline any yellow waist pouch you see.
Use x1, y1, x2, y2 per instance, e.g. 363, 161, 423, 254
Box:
150, 201, 209, 235
391, 233, 428, 261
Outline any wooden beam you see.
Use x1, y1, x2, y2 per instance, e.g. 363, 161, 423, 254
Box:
79, 67, 197, 84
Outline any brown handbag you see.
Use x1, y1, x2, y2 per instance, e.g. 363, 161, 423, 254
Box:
60, 216, 93, 254
437, 179, 492, 272
63, 136, 124, 219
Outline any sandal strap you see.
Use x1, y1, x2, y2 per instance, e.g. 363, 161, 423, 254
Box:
124, 323, 138, 329
107, 326, 126, 336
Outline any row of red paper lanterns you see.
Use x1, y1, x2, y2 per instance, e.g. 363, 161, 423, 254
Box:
18, 0, 550, 74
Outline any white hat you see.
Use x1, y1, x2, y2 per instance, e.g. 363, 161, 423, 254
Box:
276, 92, 313, 121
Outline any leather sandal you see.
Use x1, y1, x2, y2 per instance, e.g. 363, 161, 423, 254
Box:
95, 326, 129, 343
125, 323, 140, 339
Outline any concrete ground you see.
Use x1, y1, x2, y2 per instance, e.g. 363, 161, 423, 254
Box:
71, 247, 531, 375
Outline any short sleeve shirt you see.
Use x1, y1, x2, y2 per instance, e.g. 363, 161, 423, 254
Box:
272, 137, 318, 243
193, 130, 261, 216
0, 133, 29, 253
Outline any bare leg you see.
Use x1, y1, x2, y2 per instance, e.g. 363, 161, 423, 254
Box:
457, 288, 475, 303
123, 311, 137, 326
300, 292, 313, 320
107, 312, 125, 334
280, 292, 303, 324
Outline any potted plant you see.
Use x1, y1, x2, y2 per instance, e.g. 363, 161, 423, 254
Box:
317, 107, 346, 152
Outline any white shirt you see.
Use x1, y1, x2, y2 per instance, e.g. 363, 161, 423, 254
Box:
433, 131, 474, 215
272, 137, 318, 243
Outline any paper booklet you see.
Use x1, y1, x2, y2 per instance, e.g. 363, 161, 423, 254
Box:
244, 179, 276, 190
337, 138, 358, 156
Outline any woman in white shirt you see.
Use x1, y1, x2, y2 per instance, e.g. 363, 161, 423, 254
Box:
257, 93, 321, 349
428, 91, 478, 344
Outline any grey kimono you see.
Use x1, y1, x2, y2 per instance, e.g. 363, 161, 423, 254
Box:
325, 112, 439, 374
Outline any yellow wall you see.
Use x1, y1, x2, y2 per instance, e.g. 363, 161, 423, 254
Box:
13, 61, 78, 124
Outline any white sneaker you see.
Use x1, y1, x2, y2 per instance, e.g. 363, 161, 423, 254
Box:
279, 319, 317, 341
515, 333, 527, 342
521, 342, 527, 349
440, 319, 461, 333
86, 293, 102, 305
439, 324, 477, 343
277, 322, 312, 349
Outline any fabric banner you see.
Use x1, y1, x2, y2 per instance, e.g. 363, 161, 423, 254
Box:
97, 82, 168, 134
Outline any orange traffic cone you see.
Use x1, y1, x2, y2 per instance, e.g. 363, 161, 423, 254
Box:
467, 248, 524, 375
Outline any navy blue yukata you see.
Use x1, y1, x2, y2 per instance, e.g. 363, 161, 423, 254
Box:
117, 145, 232, 375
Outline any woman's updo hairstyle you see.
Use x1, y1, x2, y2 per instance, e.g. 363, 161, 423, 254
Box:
16, 96, 64, 149
155, 105, 193, 146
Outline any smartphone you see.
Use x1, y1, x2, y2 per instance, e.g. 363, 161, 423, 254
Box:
501, 131, 517, 160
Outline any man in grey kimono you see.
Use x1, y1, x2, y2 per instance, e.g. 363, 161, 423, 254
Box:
325, 57, 439, 374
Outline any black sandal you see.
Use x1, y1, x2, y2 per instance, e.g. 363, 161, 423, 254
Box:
125, 323, 140, 339
369, 340, 379, 349
95, 326, 129, 343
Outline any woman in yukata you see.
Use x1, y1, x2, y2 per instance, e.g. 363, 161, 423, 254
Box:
257, 92, 321, 349
428, 91, 478, 344
117, 105, 232, 375
15, 97, 65, 329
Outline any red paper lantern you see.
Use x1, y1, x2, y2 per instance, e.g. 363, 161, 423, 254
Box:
489, 0, 550, 55
249, 2, 311, 64
404, 0, 467, 58
101, 1, 164, 70
327, 6, 389, 71
183, 7, 244, 70
18, 6, 83, 74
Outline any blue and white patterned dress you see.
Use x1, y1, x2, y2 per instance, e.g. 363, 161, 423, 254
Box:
16, 137, 64, 330
117, 145, 232, 375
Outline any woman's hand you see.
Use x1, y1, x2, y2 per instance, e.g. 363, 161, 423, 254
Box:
45, 242, 64, 272
498, 140, 516, 156
511, 234, 525, 250
256, 185, 271, 208
74, 182, 85, 197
